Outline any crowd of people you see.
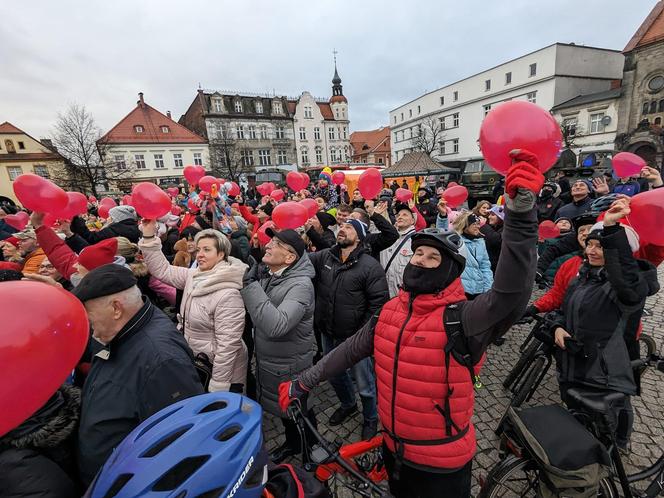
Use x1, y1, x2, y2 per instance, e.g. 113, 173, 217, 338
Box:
0, 158, 662, 498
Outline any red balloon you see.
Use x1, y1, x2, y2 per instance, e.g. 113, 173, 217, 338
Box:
287, 171, 308, 191
183, 165, 206, 185
442, 185, 469, 208
12, 173, 68, 213
479, 100, 562, 175
629, 188, 664, 245
358, 168, 383, 200
88, 195, 97, 203
447, 182, 459, 188
98, 203, 111, 219
266, 182, 277, 194
299, 198, 318, 218
612, 152, 646, 179
227, 181, 240, 197
270, 189, 285, 202
0, 281, 89, 437
199, 175, 219, 193
121, 195, 133, 206
167, 186, 180, 197
257, 221, 275, 246
42, 213, 58, 228
4, 211, 29, 230
538, 220, 561, 240
299, 172, 311, 189
272, 202, 309, 229
100, 197, 117, 208
170, 205, 182, 215
256, 184, 268, 196
131, 182, 172, 219
332, 171, 346, 185
395, 188, 413, 202
187, 198, 200, 213
52, 191, 89, 219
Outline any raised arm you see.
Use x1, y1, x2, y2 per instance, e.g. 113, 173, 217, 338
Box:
138, 220, 190, 290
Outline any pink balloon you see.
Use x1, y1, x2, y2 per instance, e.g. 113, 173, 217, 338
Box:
199, 175, 219, 193
628, 188, 664, 246
332, 171, 345, 185
395, 188, 413, 202
183, 165, 206, 185
257, 221, 275, 246
612, 152, 646, 179
479, 101, 562, 175
358, 168, 383, 200
299, 198, 318, 218
167, 186, 180, 197
272, 202, 308, 229
227, 181, 240, 197
12, 174, 68, 213
442, 186, 468, 208
4, 212, 29, 231
270, 189, 285, 202
131, 182, 172, 219
538, 220, 561, 240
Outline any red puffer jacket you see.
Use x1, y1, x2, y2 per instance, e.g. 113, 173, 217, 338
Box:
373, 278, 481, 470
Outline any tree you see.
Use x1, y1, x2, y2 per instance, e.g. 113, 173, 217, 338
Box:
50, 104, 133, 195
411, 115, 446, 156
208, 121, 249, 181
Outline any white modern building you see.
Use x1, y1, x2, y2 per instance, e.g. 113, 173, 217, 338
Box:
389, 43, 625, 164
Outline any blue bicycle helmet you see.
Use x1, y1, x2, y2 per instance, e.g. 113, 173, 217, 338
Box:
85, 392, 267, 498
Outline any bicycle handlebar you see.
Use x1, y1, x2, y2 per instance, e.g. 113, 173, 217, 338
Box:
630, 353, 664, 373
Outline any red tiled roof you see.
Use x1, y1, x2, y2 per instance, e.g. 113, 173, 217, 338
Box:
99, 99, 207, 145
330, 95, 348, 104
624, 1, 664, 52
287, 101, 297, 115
317, 102, 334, 120
0, 122, 26, 134
350, 127, 390, 156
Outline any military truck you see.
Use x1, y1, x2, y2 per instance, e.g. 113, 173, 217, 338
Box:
460, 158, 502, 207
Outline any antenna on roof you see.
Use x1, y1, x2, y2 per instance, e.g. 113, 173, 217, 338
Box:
198, 82, 202, 90
333, 48, 338, 66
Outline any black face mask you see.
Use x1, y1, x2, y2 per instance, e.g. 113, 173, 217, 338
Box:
402, 258, 461, 296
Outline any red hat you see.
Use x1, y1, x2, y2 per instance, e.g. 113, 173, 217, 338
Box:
0, 261, 21, 271
78, 238, 118, 271
2, 236, 19, 247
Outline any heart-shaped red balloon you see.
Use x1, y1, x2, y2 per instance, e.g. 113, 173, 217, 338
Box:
270, 189, 285, 202
184, 165, 206, 185
132, 182, 172, 219
4, 211, 29, 230
0, 281, 89, 437
227, 182, 240, 197
538, 220, 561, 241
299, 198, 318, 218
358, 168, 383, 200
272, 202, 308, 229
167, 186, 180, 197
332, 171, 346, 185
257, 221, 275, 246
442, 185, 469, 208
52, 191, 88, 219
198, 176, 220, 194
13, 173, 68, 213
395, 188, 413, 202
287, 171, 308, 192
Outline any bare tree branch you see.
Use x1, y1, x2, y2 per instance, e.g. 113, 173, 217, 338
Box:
411, 115, 446, 156
208, 121, 253, 181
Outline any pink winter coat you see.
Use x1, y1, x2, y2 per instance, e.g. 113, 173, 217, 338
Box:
139, 236, 248, 392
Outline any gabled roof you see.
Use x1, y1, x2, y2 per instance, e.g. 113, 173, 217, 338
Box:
99, 97, 207, 145
0, 122, 25, 134
550, 88, 622, 112
350, 127, 390, 156
624, 1, 664, 52
381, 152, 455, 178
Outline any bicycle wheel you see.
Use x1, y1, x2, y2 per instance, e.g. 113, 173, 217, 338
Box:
503, 340, 541, 390
639, 333, 657, 358
511, 356, 546, 407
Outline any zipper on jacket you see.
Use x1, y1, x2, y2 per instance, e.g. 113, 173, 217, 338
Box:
390, 294, 415, 437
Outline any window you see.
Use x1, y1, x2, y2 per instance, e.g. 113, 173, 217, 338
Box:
505, 72, 512, 85
453, 113, 459, 127
299, 127, 307, 140
453, 138, 459, 153
643, 102, 650, 114
589, 112, 605, 134
234, 101, 243, 113
304, 105, 313, 118
236, 125, 244, 139
400, 112, 404, 121
134, 125, 144, 133
409, 109, 413, 117
563, 118, 577, 137
343, 127, 347, 139
193, 152, 203, 166
248, 125, 257, 139
329, 127, 336, 140
173, 153, 183, 168
33, 165, 49, 178
526, 92, 537, 103
161, 126, 170, 133
241, 149, 254, 167
485, 79, 491, 91
394, 132, 399, 142
650, 102, 657, 114
277, 149, 288, 164
18, 141, 25, 150
301, 147, 309, 165
659, 100, 664, 112
255, 101, 263, 114
529, 63, 537, 77
453, 91, 458, 101
135, 154, 146, 169
378, 157, 384, 164
439, 141, 446, 155
260, 125, 268, 139
272, 100, 283, 114
394, 115, 397, 123
275, 126, 285, 139
315, 146, 323, 163
648, 75, 664, 92
154, 153, 164, 168
314, 127, 321, 140
214, 99, 223, 112
655, 117, 662, 126
7, 166, 22, 180
258, 149, 271, 166
483, 104, 492, 117
335, 109, 340, 119
114, 154, 127, 170
440, 96, 445, 106
417, 105, 421, 114
439, 117, 445, 131
330, 148, 338, 162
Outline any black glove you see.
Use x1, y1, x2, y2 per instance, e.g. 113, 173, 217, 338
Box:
523, 305, 539, 319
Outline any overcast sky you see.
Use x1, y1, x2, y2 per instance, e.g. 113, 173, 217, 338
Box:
1, 0, 656, 140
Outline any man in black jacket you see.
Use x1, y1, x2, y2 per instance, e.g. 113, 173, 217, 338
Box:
350, 202, 399, 260
73, 264, 203, 486
416, 188, 437, 227
309, 219, 389, 439
71, 206, 141, 244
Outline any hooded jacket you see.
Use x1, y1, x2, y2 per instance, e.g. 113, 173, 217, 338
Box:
0, 385, 80, 498
309, 243, 389, 340
71, 216, 140, 244
459, 236, 493, 295
240, 254, 316, 416
140, 236, 249, 392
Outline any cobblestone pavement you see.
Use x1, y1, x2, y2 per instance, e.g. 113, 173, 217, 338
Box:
263, 266, 664, 496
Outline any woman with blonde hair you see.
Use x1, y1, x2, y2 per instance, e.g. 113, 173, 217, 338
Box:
139, 221, 248, 392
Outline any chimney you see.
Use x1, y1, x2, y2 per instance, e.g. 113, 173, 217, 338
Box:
138, 92, 145, 107
167, 111, 172, 120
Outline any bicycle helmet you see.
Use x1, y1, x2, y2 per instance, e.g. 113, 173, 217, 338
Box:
572, 212, 598, 231
411, 228, 466, 268
85, 392, 267, 498
589, 193, 621, 216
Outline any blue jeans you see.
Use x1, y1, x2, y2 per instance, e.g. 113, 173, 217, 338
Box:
321, 333, 378, 423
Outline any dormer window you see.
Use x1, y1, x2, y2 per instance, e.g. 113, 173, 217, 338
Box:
213, 99, 223, 112
273, 100, 283, 114
255, 101, 263, 114
161, 126, 170, 133
235, 101, 243, 113
134, 125, 144, 133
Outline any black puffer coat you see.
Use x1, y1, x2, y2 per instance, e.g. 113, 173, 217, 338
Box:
0, 385, 81, 498
309, 244, 389, 340
71, 216, 141, 244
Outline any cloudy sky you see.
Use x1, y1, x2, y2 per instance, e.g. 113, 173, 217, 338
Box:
1, 0, 656, 139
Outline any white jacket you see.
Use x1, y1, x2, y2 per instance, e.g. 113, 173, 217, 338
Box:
380, 226, 416, 298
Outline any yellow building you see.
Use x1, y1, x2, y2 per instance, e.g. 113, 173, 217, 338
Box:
0, 122, 66, 204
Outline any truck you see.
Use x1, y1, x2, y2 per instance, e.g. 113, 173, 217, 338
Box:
460, 158, 502, 207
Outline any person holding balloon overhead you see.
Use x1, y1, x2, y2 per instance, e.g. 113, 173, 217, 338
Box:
71, 205, 141, 244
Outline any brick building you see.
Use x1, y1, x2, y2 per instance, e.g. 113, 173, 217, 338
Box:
349, 126, 391, 166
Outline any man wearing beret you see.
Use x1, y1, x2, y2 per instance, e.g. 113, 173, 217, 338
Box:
74, 264, 203, 486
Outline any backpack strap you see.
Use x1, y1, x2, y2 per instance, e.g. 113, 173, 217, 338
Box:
443, 304, 483, 389
384, 231, 416, 274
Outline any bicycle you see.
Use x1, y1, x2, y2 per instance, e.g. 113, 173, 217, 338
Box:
288, 401, 390, 497
480, 352, 664, 498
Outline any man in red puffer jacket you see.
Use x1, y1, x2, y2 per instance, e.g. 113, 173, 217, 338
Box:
279, 151, 544, 498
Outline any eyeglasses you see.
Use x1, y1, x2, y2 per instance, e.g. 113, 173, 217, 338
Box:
39, 264, 55, 269
269, 239, 296, 255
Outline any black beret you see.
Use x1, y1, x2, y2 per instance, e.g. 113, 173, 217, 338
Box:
73, 264, 137, 303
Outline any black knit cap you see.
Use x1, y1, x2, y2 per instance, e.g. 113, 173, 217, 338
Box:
315, 212, 336, 229
258, 203, 274, 216
73, 264, 137, 303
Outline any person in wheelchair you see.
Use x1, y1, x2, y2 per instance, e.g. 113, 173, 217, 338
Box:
550, 197, 659, 452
